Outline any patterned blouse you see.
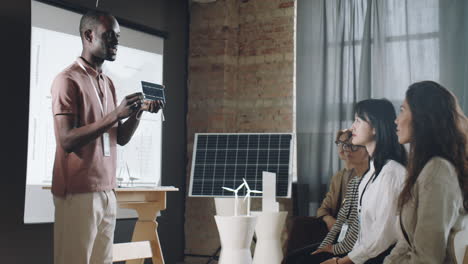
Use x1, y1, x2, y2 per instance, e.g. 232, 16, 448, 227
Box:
319, 174, 361, 255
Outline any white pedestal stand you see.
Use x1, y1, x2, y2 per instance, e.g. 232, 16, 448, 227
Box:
215, 215, 257, 264
252, 211, 288, 264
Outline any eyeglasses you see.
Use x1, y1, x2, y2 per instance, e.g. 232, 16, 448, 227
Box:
334, 140, 364, 152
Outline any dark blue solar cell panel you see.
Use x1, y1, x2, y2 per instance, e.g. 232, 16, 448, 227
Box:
268, 150, 280, 164
247, 150, 258, 164
193, 165, 205, 177
237, 150, 247, 164
191, 133, 292, 197
248, 135, 259, 148
258, 150, 268, 164
269, 135, 280, 148
225, 164, 236, 174
222, 178, 236, 185
207, 135, 218, 149
259, 135, 269, 148
238, 135, 248, 149
279, 150, 290, 164
216, 150, 227, 163
217, 135, 228, 149
212, 187, 223, 196
226, 150, 237, 164
202, 184, 213, 194
280, 135, 292, 148
236, 165, 247, 177
257, 165, 268, 174
204, 164, 215, 176
197, 135, 208, 149
191, 184, 202, 195
246, 166, 257, 177
215, 165, 225, 175
209, 178, 224, 196
278, 165, 290, 174
195, 150, 206, 163
227, 135, 238, 148
205, 150, 216, 164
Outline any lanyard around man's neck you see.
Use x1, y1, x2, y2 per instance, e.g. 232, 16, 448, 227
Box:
76, 60, 108, 116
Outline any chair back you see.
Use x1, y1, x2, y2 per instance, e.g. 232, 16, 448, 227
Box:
453, 216, 468, 264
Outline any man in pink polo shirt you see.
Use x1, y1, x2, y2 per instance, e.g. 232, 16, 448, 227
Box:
51, 10, 162, 264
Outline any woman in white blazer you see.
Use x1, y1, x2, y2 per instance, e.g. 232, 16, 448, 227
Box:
321, 99, 407, 264
383, 81, 468, 264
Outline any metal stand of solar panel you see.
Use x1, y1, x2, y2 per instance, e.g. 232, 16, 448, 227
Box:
186, 133, 293, 263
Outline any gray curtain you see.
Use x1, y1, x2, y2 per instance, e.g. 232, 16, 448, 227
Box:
296, 0, 468, 216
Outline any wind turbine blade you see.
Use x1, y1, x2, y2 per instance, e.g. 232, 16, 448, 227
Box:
235, 182, 245, 192
222, 187, 236, 192
243, 178, 250, 191
251, 190, 263, 193
243, 192, 251, 201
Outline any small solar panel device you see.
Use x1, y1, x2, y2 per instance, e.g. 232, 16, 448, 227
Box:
141, 81, 165, 104
189, 133, 293, 198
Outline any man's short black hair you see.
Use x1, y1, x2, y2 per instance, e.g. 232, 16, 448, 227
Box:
79, 10, 112, 39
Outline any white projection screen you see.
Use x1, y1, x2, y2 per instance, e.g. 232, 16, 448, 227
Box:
24, 1, 164, 223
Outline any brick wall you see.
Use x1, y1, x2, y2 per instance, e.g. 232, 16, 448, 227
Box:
185, 0, 295, 262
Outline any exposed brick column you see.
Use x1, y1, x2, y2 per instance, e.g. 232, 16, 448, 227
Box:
185, 1, 295, 262
236, 0, 294, 132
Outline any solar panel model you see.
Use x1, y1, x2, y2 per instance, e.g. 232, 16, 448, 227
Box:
189, 133, 293, 198
141, 81, 165, 104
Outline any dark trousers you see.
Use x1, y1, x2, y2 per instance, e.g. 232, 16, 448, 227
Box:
285, 217, 329, 254
283, 243, 344, 264
284, 243, 394, 264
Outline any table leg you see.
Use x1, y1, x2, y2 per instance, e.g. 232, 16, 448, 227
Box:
120, 203, 164, 264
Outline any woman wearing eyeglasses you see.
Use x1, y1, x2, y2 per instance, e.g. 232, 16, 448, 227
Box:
323, 99, 407, 264
383, 81, 467, 264
284, 131, 368, 264
317, 130, 369, 231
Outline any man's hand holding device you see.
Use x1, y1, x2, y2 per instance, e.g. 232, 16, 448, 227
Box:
136, 81, 166, 120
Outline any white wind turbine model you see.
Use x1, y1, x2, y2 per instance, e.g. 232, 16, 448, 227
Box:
242, 178, 263, 216
222, 182, 245, 216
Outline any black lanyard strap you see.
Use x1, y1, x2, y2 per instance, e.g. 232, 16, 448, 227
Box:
346, 176, 361, 220
359, 171, 376, 208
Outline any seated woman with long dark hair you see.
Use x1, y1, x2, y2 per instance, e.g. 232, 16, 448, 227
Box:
322, 99, 408, 264
383, 81, 468, 264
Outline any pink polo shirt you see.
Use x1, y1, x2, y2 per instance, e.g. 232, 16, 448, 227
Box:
51, 57, 118, 197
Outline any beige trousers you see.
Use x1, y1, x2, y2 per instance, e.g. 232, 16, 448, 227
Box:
53, 190, 116, 264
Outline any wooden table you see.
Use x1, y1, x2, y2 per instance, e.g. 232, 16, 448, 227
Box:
113, 187, 179, 264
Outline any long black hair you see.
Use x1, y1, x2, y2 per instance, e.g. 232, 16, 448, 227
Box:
354, 99, 407, 177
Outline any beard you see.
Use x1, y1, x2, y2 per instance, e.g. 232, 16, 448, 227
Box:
92, 42, 117, 61
106, 52, 117, 61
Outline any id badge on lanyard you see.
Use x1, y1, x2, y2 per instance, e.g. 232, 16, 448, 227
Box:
337, 222, 349, 242
77, 60, 111, 157
102, 132, 111, 156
